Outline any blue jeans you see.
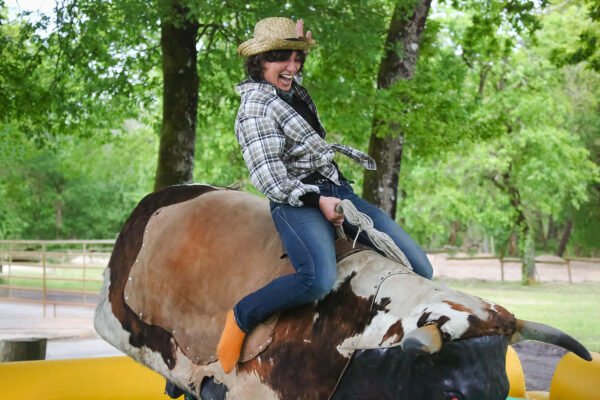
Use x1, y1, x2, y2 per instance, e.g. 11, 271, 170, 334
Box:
233, 181, 433, 333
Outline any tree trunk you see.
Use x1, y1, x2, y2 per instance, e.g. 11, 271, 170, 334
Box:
447, 220, 461, 245
55, 195, 62, 238
154, 0, 200, 191
508, 232, 518, 256
362, 0, 432, 218
539, 218, 547, 251
556, 219, 573, 257
512, 194, 536, 284
521, 226, 536, 285
547, 215, 555, 241
364, 132, 404, 217
488, 167, 536, 283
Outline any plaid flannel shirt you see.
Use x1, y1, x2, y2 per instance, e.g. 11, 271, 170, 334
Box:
235, 79, 376, 207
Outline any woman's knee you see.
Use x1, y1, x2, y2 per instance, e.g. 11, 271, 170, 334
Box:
411, 256, 434, 280
300, 268, 337, 300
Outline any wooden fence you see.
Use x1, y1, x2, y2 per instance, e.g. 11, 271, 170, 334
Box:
431, 253, 600, 282
1, 240, 599, 314
0, 240, 115, 316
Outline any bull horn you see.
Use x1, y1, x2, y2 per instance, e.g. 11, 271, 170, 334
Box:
401, 325, 443, 355
510, 319, 592, 361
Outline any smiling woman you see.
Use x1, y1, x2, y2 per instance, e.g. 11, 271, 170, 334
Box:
214, 16, 435, 374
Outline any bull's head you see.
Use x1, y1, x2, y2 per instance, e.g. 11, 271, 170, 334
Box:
324, 251, 592, 400
201, 249, 592, 400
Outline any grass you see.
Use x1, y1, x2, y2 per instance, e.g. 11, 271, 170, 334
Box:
442, 279, 600, 352
3, 263, 599, 352
0, 265, 105, 292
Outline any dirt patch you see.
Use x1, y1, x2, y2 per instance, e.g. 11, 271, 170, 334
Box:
512, 341, 568, 391
430, 253, 600, 282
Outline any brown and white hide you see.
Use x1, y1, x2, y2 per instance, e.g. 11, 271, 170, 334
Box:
94, 184, 587, 400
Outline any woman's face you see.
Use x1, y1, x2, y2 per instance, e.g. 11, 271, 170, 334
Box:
263, 50, 303, 91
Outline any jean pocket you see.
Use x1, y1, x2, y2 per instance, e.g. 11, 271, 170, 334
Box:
270, 201, 283, 214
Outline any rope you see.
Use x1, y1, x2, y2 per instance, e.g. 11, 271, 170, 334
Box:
335, 199, 412, 270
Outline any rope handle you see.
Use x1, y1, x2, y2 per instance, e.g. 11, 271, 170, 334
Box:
334, 199, 412, 270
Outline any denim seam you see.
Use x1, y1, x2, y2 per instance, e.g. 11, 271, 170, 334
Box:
272, 206, 318, 303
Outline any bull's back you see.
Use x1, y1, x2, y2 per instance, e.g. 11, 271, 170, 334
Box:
97, 184, 221, 369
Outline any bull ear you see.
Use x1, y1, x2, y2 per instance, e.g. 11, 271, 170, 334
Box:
510, 319, 592, 361
401, 325, 443, 356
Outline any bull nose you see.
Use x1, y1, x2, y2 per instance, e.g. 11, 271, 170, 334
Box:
443, 392, 463, 400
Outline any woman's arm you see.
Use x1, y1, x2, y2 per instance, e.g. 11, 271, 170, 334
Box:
236, 115, 319, 206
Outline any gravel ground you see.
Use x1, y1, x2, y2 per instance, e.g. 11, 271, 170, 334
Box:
512, 341, 568, 391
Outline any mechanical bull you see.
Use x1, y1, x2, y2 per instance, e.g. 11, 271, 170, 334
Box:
94, 184, 591, 400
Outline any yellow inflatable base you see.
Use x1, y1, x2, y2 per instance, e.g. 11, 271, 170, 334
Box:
0, 356, 179, 400
1, 348, 598, 400
549, 351, 600, 400
506, 348, 600, 400
506, 346, 527, 398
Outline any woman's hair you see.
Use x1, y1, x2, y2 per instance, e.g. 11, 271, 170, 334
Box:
244, 49, 307, 81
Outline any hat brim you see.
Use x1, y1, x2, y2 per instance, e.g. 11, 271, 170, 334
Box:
237, 37, 315, 57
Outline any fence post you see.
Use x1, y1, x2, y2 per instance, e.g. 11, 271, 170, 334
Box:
42, 242, 47, 318
8, 243, 13, 299
82, 242, 87, 305
566, 258, 572, 284
500, 257, 505, 282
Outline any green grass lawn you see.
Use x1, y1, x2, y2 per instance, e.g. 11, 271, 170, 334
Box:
3, 264, 598, 353
442, 279, 600, 352
0, 265, 105, 292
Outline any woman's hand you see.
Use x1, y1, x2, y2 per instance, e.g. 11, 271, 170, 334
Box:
296, 19, 312, 52
319, 196, 344, 226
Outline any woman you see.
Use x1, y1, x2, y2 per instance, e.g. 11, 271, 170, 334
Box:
217, 17, 433, 373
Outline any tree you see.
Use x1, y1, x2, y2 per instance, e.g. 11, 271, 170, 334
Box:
396, 2, 600, 280
542, 1, 600, 256
0, 120, 157, 239
363, 0, 432, 218
3, 0, 598, 255
153, 0, 199, 190
550, 0, 600, 71
363, 0, 548, 218
1, 1, 162, 141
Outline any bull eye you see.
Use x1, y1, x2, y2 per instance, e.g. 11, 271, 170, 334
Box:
443, 392, 463, 400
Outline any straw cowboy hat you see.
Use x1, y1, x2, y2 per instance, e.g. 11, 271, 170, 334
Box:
237, 17, 316, 57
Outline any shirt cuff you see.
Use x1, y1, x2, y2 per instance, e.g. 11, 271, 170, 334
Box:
299, 192, 321, 208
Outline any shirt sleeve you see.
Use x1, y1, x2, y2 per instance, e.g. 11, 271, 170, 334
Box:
236, 115, 319, 206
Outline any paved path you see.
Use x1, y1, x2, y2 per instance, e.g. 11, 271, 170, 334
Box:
0, 301, 122, 359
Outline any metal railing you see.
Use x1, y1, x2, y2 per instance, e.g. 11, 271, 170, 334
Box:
0, 240, 115, 316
